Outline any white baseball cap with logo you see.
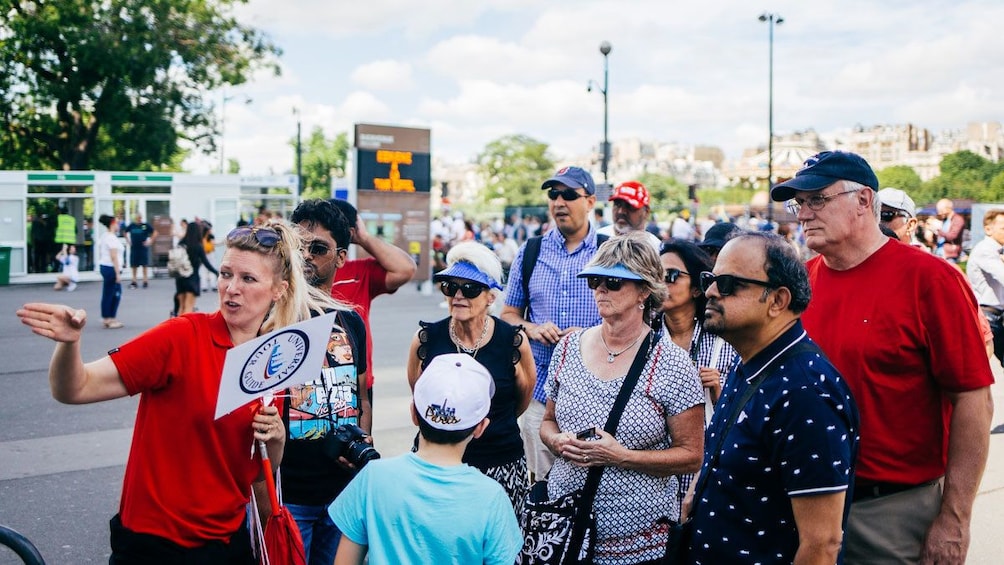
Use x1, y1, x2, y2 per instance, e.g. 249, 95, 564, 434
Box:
414, 353, 495, 431
878, 187, 917, 218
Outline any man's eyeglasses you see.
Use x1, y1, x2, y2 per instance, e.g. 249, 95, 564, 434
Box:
665, 268, 689, 284
440, 280, 488, 299
301, 241, 338, 256
699, 271, 777, 296
784, 189, 862, 215
585, 276, 628, 291
547, 188, 586, 201
227, 226, 280, 248
880, 210, 910, 223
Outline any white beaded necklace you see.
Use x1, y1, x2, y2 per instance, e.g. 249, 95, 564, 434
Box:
449, 317, 491, 358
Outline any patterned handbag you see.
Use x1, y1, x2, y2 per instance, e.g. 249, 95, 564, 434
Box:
517, 480, 595, 564
518, 333, 653, 565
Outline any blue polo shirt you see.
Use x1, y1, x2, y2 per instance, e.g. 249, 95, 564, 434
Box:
687, 322, 859, 564
504, 226, 603, 403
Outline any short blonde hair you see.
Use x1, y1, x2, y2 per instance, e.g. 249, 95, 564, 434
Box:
586, 231, 667, 308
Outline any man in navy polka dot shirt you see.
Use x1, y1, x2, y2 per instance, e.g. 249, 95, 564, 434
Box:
683, 232, 860, 564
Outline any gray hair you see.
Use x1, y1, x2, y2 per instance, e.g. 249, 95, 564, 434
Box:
445, 241, 504, 298
838, 179, 879, 221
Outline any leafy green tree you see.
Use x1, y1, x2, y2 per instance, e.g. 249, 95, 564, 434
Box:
476, 135, 554, 207
0, 0, 280, 171
877, 165, 923, 192
293, 127, 349, 201
632, 172, 687, 211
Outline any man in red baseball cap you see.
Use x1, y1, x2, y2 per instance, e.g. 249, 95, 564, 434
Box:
597, 180, 661, 249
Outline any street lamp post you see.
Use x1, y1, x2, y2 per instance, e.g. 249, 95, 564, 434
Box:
600, 41, 612, 186
219, 92, 251, 173
589, 42, 613, 187
759, 12, 782, 225
293, 108, 302, 198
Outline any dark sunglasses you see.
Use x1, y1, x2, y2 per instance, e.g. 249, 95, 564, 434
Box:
699, 271, 776, 296
665, 268, 690, 284
302, 241, 334, 256
547, 188, 586, 201
440, 280, 488, 299
227, 225, 280, 248
585, 276, 628, 291
879, 210, 910, 222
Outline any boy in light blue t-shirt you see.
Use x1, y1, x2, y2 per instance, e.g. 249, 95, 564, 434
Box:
329, 353, 522, 565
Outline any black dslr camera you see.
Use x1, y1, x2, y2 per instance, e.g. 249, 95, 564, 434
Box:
323, 424, 380, 469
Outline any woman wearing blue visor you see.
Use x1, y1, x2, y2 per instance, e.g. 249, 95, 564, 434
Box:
406, 241, 536, 515
537, 231, 705, 564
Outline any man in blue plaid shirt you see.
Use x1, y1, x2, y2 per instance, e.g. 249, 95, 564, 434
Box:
502, 166, 605, 480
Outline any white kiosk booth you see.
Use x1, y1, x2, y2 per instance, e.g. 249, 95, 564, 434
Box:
0, 171, 299, 278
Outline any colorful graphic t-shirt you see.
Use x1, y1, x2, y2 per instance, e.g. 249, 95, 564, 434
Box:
280, 310, 368, 505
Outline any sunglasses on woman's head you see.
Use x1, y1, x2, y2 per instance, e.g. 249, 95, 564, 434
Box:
585, 276, 627, 291
440, 280, 488, 299
547, 188, 585, 201
665, 268, 689, 284
699, 271, 776, 296
227, 226, 280, 248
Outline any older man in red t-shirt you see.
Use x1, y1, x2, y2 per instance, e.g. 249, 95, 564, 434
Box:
771, 151, 994, 565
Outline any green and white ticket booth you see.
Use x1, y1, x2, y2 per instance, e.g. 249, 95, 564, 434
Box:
0, 171, 299, 278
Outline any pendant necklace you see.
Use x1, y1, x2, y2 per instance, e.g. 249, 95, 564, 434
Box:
599, 329, 645, 363
449, 317, 490, 358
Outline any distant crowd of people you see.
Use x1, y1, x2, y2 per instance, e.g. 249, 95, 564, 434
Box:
15, 151, 1001, 565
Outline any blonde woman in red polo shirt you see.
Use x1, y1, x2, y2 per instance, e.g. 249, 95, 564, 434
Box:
17, 221, 341, 564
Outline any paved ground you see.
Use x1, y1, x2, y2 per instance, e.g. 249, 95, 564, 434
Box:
2, 274, 1004, 563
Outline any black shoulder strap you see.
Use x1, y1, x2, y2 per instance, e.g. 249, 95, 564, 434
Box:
689, 338, 817, 510
567, 331, 653, 560
520, 236, 543, 318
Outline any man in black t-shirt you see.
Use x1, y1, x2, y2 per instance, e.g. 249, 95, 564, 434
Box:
282, 199, 372, 565
125, 214, 153, 288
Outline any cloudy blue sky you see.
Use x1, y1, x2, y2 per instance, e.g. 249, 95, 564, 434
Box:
185, 0, 1004, 175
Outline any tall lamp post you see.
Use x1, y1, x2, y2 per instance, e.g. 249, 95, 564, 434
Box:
219, 92, 250, 173
293, 107, 302, 198
588, 41, 613, 187
759, 12, 782, 225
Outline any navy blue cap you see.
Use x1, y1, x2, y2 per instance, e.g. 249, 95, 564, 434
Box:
433, 261, 503, 291
770, 151, 879, 202
541, 166, 595, 195
699, 222, 743, 250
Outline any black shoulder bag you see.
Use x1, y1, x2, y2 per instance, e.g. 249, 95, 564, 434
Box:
519, 330, 652, 565
661, 339, 815, 564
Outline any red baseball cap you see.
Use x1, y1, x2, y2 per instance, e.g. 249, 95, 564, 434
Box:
609, 181, 650, 209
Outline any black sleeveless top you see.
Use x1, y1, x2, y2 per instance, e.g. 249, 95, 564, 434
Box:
417, 316, 525, 468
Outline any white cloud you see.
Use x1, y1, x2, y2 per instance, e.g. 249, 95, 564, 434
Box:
351, 60, 415, 91
211, 0, 1004, 176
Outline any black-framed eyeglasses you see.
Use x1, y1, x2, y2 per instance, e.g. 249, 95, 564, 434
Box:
784, 189, 862, 215
440, 280, 488, 299
880, 210, 910, 222
585, 276, 627, 291
699, 271, 777, 296
227, 225, 280, 248
302, 241, 334, 256
665, 268, 689, 284
547, 188, 586, 201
